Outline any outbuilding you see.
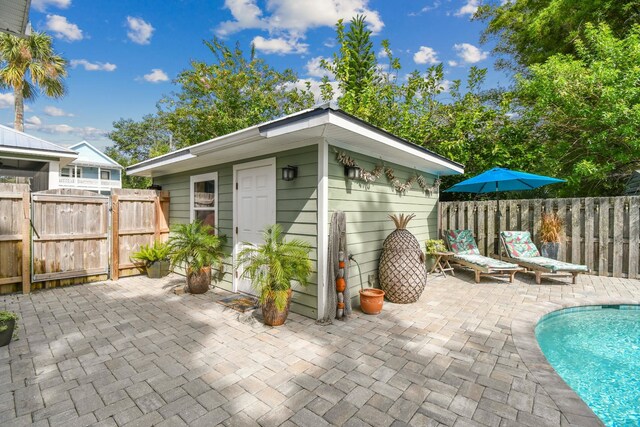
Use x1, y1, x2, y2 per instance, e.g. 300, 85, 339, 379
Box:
127, 104, 463, 319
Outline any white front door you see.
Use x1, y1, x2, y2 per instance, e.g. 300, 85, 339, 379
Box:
234, 159, 276, 294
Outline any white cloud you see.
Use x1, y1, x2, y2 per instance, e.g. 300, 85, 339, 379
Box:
70, 59, 117, 72
0, 92, 14, 109
439, 79, 452, 92
217, 0, 383, 56
46, 14, 83, 41
448, 60, 459, 67
304, 56, 334, 78
26, 121, 107, 138
141, 69, 169, 83
25, 116, 42, 126
252, 36, 308, 54
126, 16, 154, 45
413, 46, 439, 65
408, 1, 441, 16
32, 0, 71, 12
453, 43, 488, 63
455, 0, 479, 17
286, 79, 340, 103
44, 106, 73, 117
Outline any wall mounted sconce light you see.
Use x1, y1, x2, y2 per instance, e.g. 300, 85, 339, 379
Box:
282, 165, 298, 181
344, 165, 361, 180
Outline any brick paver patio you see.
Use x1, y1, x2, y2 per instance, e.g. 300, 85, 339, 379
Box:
1, 271, 639, 426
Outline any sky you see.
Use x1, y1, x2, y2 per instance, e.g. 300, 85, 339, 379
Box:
0, 0, 508, 152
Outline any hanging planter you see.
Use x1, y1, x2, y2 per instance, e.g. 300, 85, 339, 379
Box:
378, 214, 427, 304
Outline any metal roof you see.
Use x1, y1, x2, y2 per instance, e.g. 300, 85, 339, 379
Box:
0, 0, 31, 37
0, 124, 77, 155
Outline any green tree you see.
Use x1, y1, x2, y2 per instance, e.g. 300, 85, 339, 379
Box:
106, 115, 172, 188
109, 38, 314, 188
322, 15, 378, 115
476, 0, 640, 71
515, 24, 640, 196
159, 38, 314, 145
0, 32, 67, 131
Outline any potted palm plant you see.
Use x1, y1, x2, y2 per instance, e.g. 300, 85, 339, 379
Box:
238, 224, 312, 326
425, 239, 447, 271
131, 241, 171, 278
168, 220, 228, 294
540, 211, 563, 260
0, 311, 18, 347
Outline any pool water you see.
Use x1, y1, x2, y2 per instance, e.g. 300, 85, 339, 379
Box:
536, 306, 640, 427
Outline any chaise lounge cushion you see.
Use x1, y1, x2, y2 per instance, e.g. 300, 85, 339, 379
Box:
501, 231, 540, 258
511, 256, 589, 273
445, 230, 480, 255
454, 254, 519, 270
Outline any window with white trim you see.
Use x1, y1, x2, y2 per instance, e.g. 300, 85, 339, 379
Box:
190, 172, 218, 231
100, 170, 111, 180
61, 167, 81, 178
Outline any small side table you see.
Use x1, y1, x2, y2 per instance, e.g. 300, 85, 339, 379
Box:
428, 251, 455, 278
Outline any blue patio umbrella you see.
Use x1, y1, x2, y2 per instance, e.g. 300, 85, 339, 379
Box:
443, 167, 566, 253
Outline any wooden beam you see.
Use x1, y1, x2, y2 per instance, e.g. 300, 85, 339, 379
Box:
0, 276, 22, 285
154, 195, 161, 242
0, 234, 23, 242
31, 195, 107, 204
22, 191, 31, 294
111, 194, 119, 280
32, 267, 108, 282
118, 228, 156, 236
33, 233, 108, 242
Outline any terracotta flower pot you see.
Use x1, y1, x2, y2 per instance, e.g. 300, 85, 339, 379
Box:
262, 289, 293, 326
360, 288, 385, 315
187, 267, 211, 294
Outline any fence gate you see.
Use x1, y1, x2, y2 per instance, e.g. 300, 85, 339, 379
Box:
0, 183, 30, 294
31, 189, 110, 283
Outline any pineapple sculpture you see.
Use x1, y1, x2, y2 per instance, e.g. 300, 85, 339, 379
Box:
378, 214, 427, 303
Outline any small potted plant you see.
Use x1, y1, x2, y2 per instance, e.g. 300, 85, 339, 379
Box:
425, 239, 447, 271
169, 220, 228, 294
540, 211, 563, 259
131, 241, 171, 278
0, 311, 18, 347
238, 224, 312, 326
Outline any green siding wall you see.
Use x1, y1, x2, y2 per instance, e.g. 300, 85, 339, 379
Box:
153, 145, 319, 318
327, 146, 439, 308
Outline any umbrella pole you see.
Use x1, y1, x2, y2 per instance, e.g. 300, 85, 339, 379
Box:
496, 182, 500, 258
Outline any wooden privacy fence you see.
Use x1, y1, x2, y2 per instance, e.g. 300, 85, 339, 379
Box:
439, 196, 640, 279
0, 184, 30, 294
32, 189, 110, 285
112, 188, 170, 280
0, 186, 169, 294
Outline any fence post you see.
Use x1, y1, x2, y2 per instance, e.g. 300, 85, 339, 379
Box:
111, 194, 119, 280
22, 191, 30, 294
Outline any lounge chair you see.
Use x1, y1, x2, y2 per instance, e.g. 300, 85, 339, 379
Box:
500, 231, 589, 284
444, 230, 522, 283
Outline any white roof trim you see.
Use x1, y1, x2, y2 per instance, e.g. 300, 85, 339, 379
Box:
68, 141, 123, 168
326, 112, 464, 174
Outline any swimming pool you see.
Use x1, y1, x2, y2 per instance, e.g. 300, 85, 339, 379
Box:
536, 305, 640, 427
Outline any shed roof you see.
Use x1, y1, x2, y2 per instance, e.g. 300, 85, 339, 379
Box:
127, 104, 464, 178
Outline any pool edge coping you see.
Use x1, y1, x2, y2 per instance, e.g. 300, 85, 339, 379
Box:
511, 298, 640, 427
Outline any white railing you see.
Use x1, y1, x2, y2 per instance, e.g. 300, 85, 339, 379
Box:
59, 177, 122, 189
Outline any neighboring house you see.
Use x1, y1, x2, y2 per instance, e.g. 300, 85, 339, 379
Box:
58, 141, 122, 195
624, 170, 640, 195
0, 124, 77, 192
127, 104, 464, 319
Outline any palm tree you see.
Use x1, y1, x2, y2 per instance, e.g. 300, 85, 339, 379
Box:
0, 32, 67, 131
